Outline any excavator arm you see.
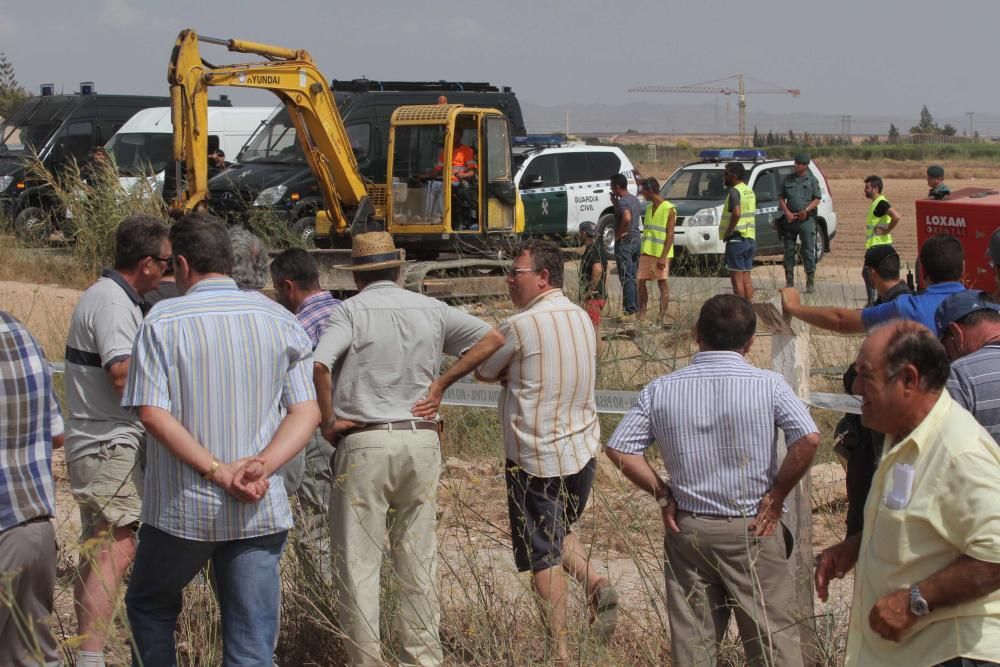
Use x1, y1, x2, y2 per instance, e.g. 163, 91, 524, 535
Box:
167, 29, 373, 235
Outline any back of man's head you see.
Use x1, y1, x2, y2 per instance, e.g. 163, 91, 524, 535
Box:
919, 234, 964, 283
114, 214, 169, 271
170, 213, 233, 276
725, 162, 746, 181
696, 294, 756, 351
270, 248, 321, 290
515, 238, 564, 288
610, 173, 628, 191
229, 227, 268, 290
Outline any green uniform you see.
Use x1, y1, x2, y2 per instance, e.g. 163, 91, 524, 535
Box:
721, 183, 757, 240
865, 195, 893, 250
780, 171, 822, 279
641, 199, 676, 259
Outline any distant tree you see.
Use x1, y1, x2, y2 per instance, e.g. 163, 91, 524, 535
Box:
888, 123, 900, 144
752, 126, 762, 147
787, 129, 797, 144
766, 130, 776, 145
862, 135, 880, 146
910, 105, 942, 135
0, 52, 29, 120
942, 123, 957, 137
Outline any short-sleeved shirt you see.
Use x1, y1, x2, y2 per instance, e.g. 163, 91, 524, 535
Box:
614, 193, 644, 239
607, 351, 817, 517
313, 280, 491, 424
64, 270, 144, 461
780, 171, 822, 214
947, 343, 1000, 442
860, 282, 967, 335
122, 277, 316, 542
295, 291, 341, 348
579, 243, 608, 300
871, 199, 892, 218
476, 289, 601, 478
0, 310, 63, 530
846, 391, 1000, 665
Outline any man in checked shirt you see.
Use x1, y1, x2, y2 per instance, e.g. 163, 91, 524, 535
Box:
605, 294, 820, 667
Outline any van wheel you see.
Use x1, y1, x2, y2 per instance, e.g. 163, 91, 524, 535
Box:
291, 217, 316, 248
596, 213, 616, 256
14, 207, 52, 245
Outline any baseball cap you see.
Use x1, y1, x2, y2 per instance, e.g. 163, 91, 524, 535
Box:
988, 228, 1000, 266
934, 289, 1000, 337
578, 221, 597, 237
863, 244, 898, 268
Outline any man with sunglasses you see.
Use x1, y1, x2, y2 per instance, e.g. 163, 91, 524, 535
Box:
64, 214, 170, 667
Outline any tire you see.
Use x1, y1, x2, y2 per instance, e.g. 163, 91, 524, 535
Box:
290, 217, 316, 248
14, 207, 53, 245
596, 213, 616, 257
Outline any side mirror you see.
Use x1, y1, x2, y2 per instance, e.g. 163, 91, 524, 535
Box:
523, 174, 543, 188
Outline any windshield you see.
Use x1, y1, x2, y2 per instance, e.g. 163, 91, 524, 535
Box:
0, 122, 59, 154
106, 132, 174, 176
238, 111, 305, 164
661, 167, 728, 201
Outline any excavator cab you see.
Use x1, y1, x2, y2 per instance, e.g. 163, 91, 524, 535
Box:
386, 105, 521, 250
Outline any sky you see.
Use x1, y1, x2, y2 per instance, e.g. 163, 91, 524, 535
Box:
1, 0, 995, 123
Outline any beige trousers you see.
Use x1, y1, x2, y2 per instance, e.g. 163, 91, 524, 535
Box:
664, 512, 804, 667
329, 427, 442, 667
0, 519, 59, 667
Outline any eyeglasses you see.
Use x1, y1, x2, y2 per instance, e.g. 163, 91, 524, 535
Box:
151, 255, 172, 265
507, 267, 539, 277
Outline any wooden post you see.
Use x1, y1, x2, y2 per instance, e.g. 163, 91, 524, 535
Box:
762, 298, 821, 666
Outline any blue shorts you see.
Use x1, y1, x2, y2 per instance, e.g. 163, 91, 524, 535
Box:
725, 236, 755, 272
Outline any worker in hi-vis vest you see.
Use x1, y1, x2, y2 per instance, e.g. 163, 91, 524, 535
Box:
862, 175, 902, 305
721, 162, 757, 300
638, 177, 676, 325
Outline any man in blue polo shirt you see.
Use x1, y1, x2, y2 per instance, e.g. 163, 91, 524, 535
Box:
781, 234, 967, 336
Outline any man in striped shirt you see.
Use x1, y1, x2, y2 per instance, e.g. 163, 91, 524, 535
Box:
606, 294, 820, 667
476, 239, 615, 662
122, 215, 320, 666
0, 310, 64, 667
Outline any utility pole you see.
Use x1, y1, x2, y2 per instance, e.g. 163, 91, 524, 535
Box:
839, 115, 853, 142
967, 111, 975, 139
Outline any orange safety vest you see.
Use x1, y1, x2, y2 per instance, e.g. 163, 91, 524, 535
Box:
437, 145, 477, 183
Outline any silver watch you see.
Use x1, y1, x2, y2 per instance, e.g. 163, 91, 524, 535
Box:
909, 584, 930, 616
655, 489, 672, 508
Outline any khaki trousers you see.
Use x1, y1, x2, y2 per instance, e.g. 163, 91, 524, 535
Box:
664, 512, 803, 667
0, 519, 59, 667
329, 427, 442, 667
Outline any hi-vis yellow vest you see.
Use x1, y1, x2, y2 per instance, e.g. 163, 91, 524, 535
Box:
721, 182, 757, 240
641, 200, 675, 258
866, 194, 892, 249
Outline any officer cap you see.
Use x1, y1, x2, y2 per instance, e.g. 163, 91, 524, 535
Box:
927, 165, 945, 178
794, 153, 811, 165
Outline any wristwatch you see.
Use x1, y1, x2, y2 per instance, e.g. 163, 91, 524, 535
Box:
909, 584, 930, 616
654, 487, 673, 508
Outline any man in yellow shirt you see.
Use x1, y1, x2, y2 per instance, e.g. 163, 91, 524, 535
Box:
637, 178, 675, 324
816, 320, 1000, 667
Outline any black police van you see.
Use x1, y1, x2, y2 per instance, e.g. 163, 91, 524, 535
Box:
206, 80, 526, 241
0, 85, 229, 240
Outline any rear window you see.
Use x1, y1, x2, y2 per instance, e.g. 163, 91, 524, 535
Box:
588, 151, 621, 181
557, 153, 590, 184
661, 168, 727, 201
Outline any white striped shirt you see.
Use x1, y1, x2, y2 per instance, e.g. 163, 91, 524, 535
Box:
607, 351, 817, 517
122, 277, 316, 541
477, 289, 600, 478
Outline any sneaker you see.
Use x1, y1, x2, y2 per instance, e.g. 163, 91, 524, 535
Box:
590, 584, 619, 643
616, 313, 637, 323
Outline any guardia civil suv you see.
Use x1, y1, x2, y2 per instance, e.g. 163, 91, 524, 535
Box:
514, 138, 638, 246
661, 149, 837, 263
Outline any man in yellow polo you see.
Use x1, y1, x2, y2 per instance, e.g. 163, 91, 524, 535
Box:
721, 162, 756, 300
816, 321, 1000, 667
862, 176, 902, 305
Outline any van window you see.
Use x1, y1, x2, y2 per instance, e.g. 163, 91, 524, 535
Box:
57, 121, 94, 164
346, 123, 370, 162
484, 116, 511, 182
106, 132, 174, 175
662, 168, 727, 201
588, 152, 621, 181
752, 169, 780, 202
522, 154, 558, 189
557, 153, 590, 185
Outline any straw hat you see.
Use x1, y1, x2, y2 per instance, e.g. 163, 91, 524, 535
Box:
336, 231, 408, 271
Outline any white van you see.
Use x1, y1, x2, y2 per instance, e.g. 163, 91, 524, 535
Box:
106, 106, 275, 195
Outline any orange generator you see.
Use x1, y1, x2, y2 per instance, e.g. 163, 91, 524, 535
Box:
915, 187, 1000, 290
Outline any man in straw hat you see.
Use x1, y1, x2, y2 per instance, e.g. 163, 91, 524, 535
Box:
313, 231, 504, 666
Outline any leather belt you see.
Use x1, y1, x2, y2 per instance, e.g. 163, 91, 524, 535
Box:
342, 420, 441, 439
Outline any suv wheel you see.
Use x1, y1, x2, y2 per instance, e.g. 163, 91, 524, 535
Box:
14, 207, 53, 245
596, 213, 616, 256
291, 217, 316, 248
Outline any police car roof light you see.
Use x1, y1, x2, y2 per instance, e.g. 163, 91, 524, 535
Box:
514, 134, 567, 148
698, 149, 767, 161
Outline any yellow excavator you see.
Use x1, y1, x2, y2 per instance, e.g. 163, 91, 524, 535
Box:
168, 29, 522, 280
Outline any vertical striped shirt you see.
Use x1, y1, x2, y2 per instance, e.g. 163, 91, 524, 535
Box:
606, 351, 817, 517
0, 310, 64, 530
122, 277, 316, 542
296, 291, 342, 348
477, 289, 600, 478
947, 343, 1000, 441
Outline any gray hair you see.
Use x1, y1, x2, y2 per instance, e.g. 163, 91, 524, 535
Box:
229, 227, 269, 290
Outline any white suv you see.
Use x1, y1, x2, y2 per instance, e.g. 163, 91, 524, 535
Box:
661, 150, 837, 262
514, 139, 638, 243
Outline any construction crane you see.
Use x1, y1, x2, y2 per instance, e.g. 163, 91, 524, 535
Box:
628, 74, 800, 147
